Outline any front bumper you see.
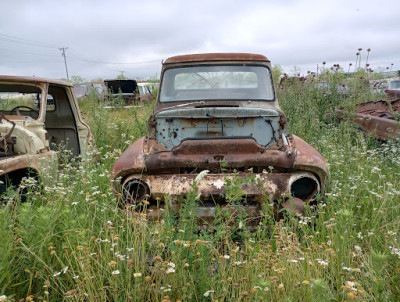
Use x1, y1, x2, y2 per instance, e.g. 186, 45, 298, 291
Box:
115, 171, 321, 226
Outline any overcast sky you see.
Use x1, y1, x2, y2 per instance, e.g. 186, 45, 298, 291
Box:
1, 0, 399, 81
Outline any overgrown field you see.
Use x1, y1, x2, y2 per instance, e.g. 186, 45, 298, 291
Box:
1, 69, 399, 301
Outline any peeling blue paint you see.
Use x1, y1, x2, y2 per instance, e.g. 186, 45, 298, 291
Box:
156, 107, 283, 150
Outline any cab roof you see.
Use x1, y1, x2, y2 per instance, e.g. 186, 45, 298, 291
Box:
0, 75, 73, 87
164, 53, 270, 65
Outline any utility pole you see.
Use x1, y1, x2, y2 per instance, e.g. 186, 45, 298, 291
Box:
59, 47, 69, 80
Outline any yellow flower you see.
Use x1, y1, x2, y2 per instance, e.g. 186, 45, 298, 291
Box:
302, 280, 310, 284
109, 260, 116, 266
134, 272, 142, 278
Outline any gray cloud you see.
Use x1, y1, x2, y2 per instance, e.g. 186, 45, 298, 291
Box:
1, 0, 399, 80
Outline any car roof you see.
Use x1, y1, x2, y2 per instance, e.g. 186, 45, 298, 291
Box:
164, 53, 270, 64
0, 75, 73, 87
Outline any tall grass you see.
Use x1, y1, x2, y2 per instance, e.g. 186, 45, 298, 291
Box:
0, 70, 399, 301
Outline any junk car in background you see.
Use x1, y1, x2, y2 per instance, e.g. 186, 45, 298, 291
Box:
138, 82, 156, 101
111, 53, 329, 227
369, 77, 400, 94
104, 79, 153, 104
332, 99, 400, 141
0, 75, 93, 194
73, 83, 106, 99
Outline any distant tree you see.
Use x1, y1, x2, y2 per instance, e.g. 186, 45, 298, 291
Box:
90, 77, 104, 83
116, 73, 127, 80
146, 76, 160, 83
272, 65, 284, 85
70, 75, 86, 84
290, 66, 301, 76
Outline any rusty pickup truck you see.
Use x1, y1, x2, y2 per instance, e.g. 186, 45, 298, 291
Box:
111, 53, 329, 226
0, 75, 93, 194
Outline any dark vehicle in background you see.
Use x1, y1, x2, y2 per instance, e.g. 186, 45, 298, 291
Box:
104, 79, 153, 104
111, 53, 329, 227
0, 75, 93, 194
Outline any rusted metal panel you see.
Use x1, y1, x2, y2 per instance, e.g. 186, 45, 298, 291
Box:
333, 100, 400, 141
356, 99, 400, 116
144, 138, 295, 172
155, 107, 281, 150
0, 151, 55, 175
282, 197, 306, 216
0, 114, 16, 156
386, 89, 400, 101
164, 53, 270, 64
133, 173, 288, 200
292, 135, 329, 185
111, 137, 147, 180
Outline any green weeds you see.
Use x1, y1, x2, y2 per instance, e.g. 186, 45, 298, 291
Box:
0, 69, 399, 301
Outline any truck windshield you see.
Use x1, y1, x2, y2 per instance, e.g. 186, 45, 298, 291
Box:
159, 65, 274, 102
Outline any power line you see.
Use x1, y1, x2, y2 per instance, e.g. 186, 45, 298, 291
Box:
0, 46, 61, 58
68, 47, 161, 65
68, 55, 161, 65
0, 34, 162, 66
0, 34, 58, 49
